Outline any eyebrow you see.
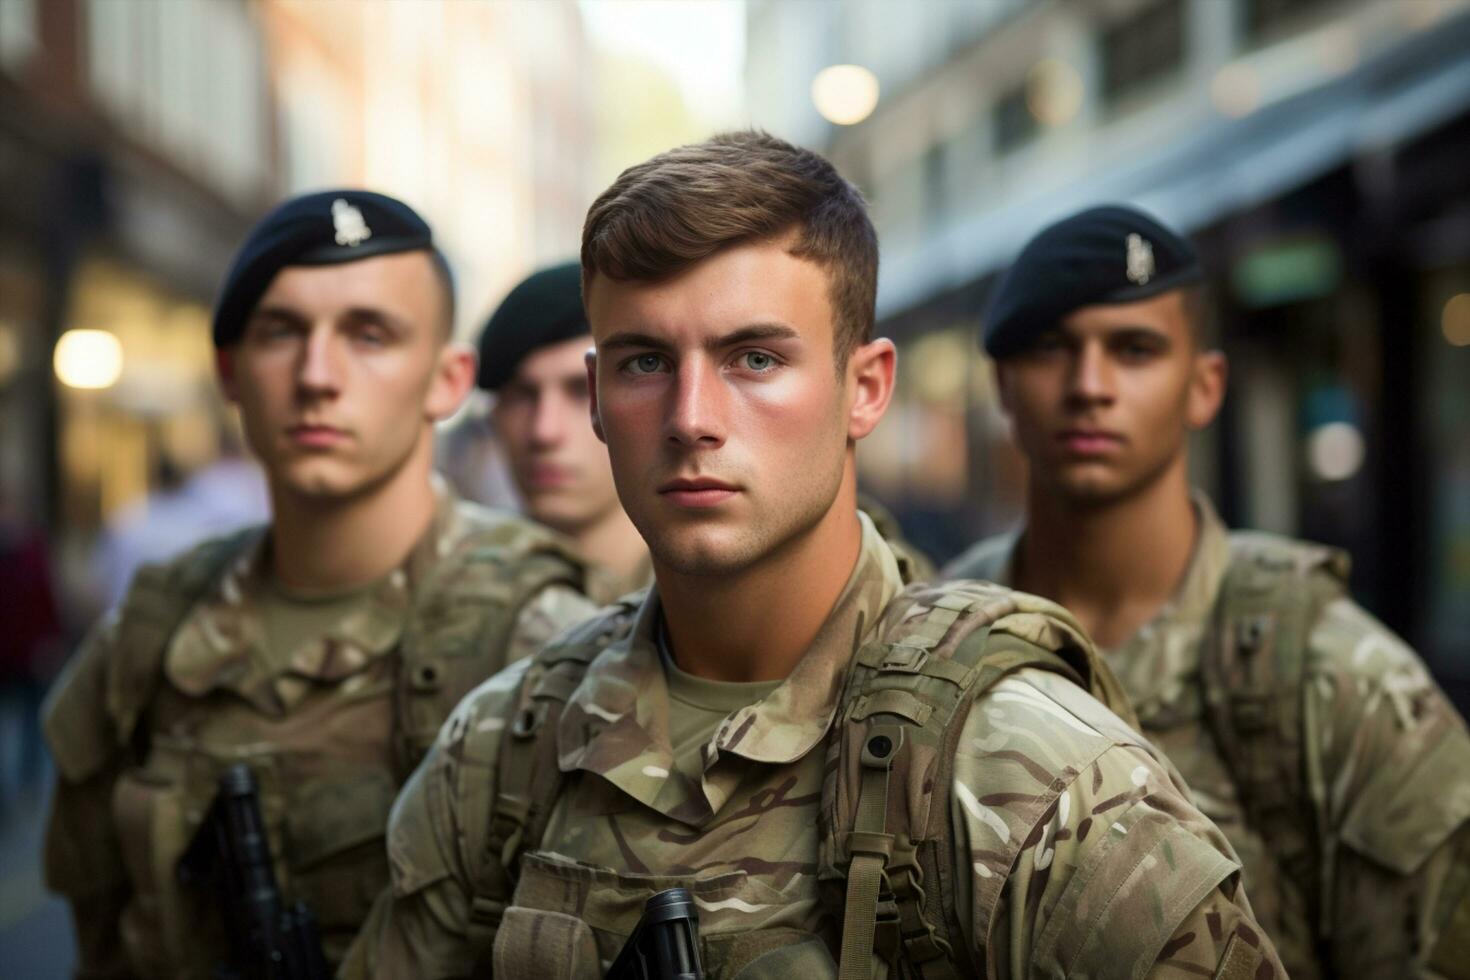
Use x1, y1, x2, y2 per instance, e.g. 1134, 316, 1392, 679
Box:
248, 304, 412, 333
599, 322, 801, 354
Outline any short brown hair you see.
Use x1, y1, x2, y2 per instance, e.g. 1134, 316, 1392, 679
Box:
581, 130, 878, 365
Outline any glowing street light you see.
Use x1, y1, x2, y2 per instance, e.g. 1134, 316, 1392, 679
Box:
812, 64, 880, 126
54, 329, 124, 390
1443, 293, 1470, 347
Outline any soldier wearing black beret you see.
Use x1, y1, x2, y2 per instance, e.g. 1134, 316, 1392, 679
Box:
475, 261, 650, 601
42, 190, 603, 975
948, 204, 1470, 979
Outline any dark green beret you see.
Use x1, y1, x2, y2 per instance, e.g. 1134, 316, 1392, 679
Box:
983, 204, 1201, 358
476, 261, 589, 391
212, 189, 449, 347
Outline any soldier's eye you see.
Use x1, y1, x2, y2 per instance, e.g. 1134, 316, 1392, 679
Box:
739, 351, 777, 372
624, 353, 667, 375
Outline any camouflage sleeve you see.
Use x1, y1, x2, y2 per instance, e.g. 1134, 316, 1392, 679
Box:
339, 660, 531, 980
952, 668, 1284, 979
500, 584, 601, 669
40, 615, 138, 980
1303, 596, 1470, 977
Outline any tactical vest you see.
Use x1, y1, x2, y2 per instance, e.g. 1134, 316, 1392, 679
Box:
45, 509, 590, 973
472, 580, 1136, 978
1200, 532, 1348, 960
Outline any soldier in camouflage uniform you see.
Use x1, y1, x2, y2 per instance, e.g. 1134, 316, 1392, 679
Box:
41, 191, 601, 978
343, 133, 1282, 978
476, 262, 652, 604
945, 204, 1470, 978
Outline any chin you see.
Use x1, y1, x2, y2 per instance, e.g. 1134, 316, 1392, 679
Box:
644, 526, 764, 578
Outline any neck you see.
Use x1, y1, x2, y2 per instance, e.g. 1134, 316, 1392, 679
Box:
656, 461, 863, 684
1016, 454, 1197, 649
566, 505, 647, 584
267, 436, 438, 594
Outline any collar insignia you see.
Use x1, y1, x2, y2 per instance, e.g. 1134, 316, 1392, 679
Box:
332, 198, 372, 247
1126, 232, 1155, 285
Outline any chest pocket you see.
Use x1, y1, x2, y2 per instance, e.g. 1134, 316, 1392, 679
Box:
495, 851, 838, 980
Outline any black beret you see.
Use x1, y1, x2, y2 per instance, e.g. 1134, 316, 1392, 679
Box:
476, 261, 589, 390
212, 189, 447, 347
983, 204, 1202, 358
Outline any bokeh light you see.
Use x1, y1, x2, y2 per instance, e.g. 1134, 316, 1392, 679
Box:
1306, 421, 1366, 481
54, 329, 124, 390
812, 64, 880, 126
1211, 63, 1261, 118
1442, 293, 1470, 347
1027, 58, 1084, 127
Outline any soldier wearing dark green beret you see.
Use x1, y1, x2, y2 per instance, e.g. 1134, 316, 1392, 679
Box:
946, 203, 1470, 979
477, 262, 651, 603
41, 190, 601, 976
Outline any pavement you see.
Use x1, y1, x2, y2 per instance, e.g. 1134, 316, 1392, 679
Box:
0, 758, 75, 979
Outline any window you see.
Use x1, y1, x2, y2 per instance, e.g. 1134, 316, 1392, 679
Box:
1100, 0, 1186, 105
1244, 0, 1339, 41
993, 82, 1036, 155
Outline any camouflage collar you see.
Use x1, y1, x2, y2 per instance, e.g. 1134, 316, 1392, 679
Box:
556, 511, 906, 825
1104, 491, 1231, 722
163, 479, 469, 715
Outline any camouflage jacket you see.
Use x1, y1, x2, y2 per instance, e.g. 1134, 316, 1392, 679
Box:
41, 484, 601, 979
944, 493, 1470, 978
344, 514, 1283, 979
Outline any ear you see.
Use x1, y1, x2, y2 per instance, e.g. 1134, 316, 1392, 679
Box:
585, 346, 606, 444
424, 342, 478, 422
845, 338, 896, 441
1186, 348, 1228, 431
216, 349, 239, 403
992, 359, 1014, 417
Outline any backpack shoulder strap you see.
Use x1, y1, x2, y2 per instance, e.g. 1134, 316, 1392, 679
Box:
1202, 531, 1348, 927
464, 598, 640, 950
105, 527, 261, 750
823, 580, 1119, 980
396, 510, 592, 771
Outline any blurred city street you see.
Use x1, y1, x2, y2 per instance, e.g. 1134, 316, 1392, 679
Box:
0, 761, 73, 979
2, 0, 1468, 971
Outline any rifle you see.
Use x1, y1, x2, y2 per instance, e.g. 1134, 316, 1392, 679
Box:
177, 763, 331, 980
606, 887, 705, 980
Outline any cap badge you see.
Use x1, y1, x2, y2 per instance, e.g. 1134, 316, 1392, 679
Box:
332, 199, 372, 247
1126, 232, 1154, 285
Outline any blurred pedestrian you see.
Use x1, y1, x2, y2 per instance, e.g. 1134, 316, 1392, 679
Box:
91, 439, 270, 611
475, 261, 651, 601
0, 485, 63, 816
40, 190, 602, 976
946, 204, 1470, 979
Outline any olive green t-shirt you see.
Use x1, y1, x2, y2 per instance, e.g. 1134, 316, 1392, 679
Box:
661, 643, 782, 780
259, 575, 385, 674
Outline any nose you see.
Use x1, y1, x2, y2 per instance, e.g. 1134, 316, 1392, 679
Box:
1066, 340, 1114, 408
664, 357, 725, 450
296, 326, 341, 399
529, 390, 567, 448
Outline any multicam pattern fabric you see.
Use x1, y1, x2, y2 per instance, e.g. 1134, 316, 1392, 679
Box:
41, 485, 600, 978
943, 492, 1470, 978
345, 515, 1282, 978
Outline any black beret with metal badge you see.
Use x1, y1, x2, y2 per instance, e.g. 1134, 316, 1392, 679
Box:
212, 189, 448, 347
983, 204, 1202, 357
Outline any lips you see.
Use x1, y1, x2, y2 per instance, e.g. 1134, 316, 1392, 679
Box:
1058, 429, 1124, 455
657, 476, 740, 509
528, 463, 576, 490
287, 424, 349, 448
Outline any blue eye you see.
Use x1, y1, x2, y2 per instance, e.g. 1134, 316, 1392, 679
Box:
625, 353, 666, 375
741, 351, 777, 372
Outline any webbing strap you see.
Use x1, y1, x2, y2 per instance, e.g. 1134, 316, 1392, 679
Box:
839, 728, 901, 980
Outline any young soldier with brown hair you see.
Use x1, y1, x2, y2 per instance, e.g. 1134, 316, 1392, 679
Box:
41, 191, 602, 976
344, 137, 1282, 978
946, 204, 1470, 978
